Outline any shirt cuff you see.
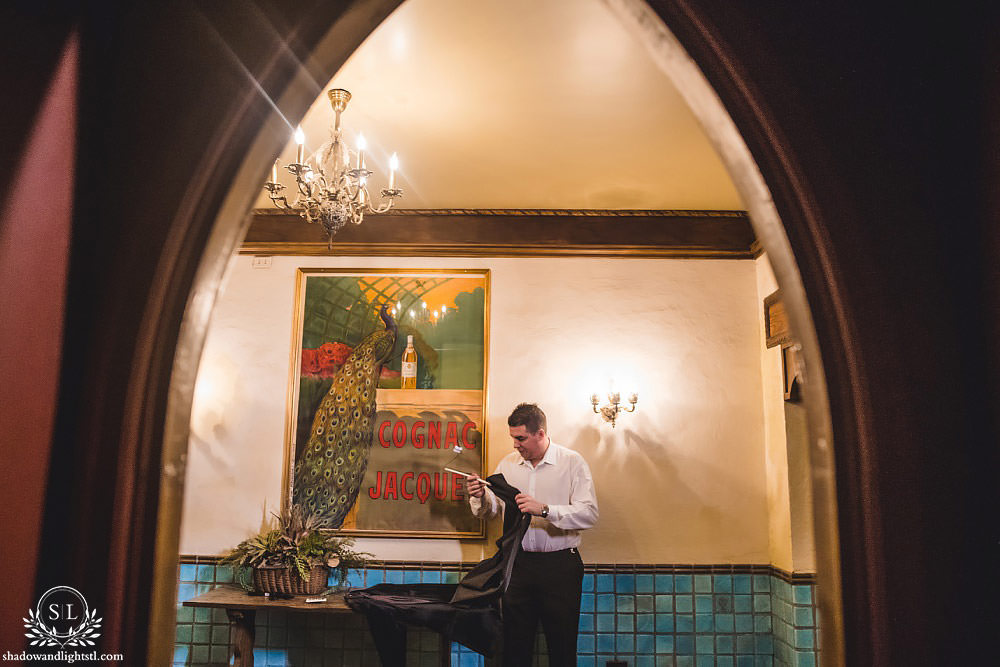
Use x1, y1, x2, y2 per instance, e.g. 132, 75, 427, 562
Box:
546, 505, 561, 522
470, 488, 496, 517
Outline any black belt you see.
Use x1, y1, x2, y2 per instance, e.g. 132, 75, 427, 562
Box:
519, 547, 578, 556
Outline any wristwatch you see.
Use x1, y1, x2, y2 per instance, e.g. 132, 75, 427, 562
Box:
540, 505, 549, 518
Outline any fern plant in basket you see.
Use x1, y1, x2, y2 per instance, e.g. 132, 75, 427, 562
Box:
220, 504, 371, 595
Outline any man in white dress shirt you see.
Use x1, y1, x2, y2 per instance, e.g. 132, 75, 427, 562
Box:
467, 403, 599, 667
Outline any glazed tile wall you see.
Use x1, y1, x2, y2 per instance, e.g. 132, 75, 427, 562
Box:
769, 578, 819, 667
174, 559, 819, 667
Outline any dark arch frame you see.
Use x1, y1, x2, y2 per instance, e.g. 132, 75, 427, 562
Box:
2, 1, 992, 665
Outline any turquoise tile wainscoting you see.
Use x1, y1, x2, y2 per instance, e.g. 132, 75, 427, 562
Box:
174, 558, 820, 667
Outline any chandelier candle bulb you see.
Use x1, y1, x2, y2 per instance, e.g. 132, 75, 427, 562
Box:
271, 160, 278, 183
357, 133, 366, 169
294, 125, 305, 164
389, 152, 398, 189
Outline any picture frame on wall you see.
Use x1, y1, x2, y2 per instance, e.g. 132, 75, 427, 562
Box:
282, 268, 490, 538
763, 289, 793, 349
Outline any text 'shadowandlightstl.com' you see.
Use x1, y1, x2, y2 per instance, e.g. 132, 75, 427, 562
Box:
7, 586, 124, 662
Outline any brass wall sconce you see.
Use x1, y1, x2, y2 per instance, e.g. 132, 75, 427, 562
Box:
591, 392, 638, 428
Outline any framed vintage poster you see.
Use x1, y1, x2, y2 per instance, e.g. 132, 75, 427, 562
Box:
283, 268, 489, 538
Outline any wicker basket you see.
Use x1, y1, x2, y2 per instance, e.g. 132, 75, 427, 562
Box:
252, 565, 328, 595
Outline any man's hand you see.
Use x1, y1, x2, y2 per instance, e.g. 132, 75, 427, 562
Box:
467, 473, 487, 498
515, 493, 546, 517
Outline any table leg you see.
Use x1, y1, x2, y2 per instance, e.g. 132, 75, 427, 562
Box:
226, 608, 256, 666
439, 633, 450, 667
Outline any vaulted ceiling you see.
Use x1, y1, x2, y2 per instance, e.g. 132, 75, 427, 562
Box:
255, 0, 743, 213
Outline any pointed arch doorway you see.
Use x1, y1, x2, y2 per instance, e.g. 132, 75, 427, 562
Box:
137, 2, 860, 664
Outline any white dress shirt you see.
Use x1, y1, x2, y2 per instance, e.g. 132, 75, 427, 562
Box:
469, 441, 599, 552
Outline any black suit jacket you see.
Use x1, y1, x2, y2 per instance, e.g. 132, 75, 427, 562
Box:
345, 473, 530, 661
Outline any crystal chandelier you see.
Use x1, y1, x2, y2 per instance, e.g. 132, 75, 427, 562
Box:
263, 89, 403, 248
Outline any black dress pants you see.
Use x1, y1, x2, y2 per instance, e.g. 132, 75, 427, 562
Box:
501, 548, 584, 667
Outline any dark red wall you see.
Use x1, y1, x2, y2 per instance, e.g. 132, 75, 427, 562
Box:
0, 16, 76, 656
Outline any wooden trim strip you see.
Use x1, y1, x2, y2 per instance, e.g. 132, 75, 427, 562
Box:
250, 208, 749, 218
241, 209, 756, 259
238, 242, 755, 259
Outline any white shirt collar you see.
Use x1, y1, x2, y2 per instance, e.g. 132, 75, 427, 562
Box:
519, 439, 558, 467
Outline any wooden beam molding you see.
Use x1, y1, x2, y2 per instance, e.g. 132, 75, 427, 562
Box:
241, 209, 755, 258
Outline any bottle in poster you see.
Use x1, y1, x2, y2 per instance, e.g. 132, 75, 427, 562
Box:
401, 334, 417, 389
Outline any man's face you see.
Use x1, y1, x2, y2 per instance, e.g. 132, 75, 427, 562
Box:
509, 424, 547, 463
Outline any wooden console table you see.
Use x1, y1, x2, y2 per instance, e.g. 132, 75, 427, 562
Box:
183, 585, 450, 666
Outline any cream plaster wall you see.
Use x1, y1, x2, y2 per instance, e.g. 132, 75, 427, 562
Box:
755, 254, 816, 572
180, 254, 773, 564
755, 255, 794, 571
785, 400, 817, 572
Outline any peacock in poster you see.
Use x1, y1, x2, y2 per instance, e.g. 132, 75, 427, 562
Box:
292, 273, 485, 529
293, 304, 396, 527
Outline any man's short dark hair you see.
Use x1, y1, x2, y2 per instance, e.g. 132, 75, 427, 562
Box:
507, 403, 547, 434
